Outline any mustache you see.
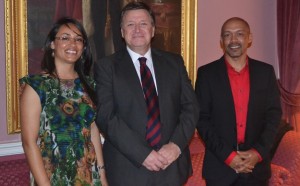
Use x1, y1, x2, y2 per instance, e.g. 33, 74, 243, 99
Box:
228, 43, 242, 48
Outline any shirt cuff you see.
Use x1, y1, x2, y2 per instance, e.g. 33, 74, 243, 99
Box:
225, 151, 237, 165
251, 148, 263, 162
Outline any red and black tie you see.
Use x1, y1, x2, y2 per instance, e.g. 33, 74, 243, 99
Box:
139, 57, 161, 149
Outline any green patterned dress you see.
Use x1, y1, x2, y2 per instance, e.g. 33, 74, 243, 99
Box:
20, 74, 101, 186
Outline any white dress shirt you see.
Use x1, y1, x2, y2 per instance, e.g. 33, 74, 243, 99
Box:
126, 46, 158, 92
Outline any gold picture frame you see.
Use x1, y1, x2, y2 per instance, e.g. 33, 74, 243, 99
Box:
5, 0, 28, 134
5, 0, 197, 134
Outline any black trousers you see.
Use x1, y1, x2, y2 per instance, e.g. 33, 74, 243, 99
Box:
206, 174, 269, 186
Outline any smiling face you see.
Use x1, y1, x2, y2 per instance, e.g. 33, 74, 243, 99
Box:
121, 9, 155, 55
51, 23, 84, 66
220, 18, 252, 60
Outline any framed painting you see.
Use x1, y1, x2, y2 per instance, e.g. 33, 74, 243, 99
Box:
5, 0, 198, 134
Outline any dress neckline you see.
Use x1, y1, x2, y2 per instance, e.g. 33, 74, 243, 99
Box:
41, 73, 79, 81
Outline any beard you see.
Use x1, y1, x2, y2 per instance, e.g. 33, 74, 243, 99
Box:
225, 43, 243, 58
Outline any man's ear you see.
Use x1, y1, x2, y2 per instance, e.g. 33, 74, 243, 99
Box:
152, 26, 155, 38
248, 33, 253, 48
220, 38, 225, 51
121, 28, 124, 38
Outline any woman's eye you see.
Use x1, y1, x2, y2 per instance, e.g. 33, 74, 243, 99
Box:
61, 36, 70, 41
75, 38, 84, 43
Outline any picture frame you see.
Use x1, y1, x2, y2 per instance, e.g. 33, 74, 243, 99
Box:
5, 0, 197, 134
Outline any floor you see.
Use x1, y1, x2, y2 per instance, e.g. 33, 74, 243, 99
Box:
185, 133, 206, 186
0, 154, 30, 186
0, 135, 206, 186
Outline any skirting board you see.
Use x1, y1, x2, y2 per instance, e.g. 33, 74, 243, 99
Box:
0, 142, 24, 156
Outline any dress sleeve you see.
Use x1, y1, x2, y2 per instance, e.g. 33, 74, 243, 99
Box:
19, 75, 46, 107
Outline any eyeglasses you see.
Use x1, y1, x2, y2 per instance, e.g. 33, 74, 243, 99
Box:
55, 36, 85, 44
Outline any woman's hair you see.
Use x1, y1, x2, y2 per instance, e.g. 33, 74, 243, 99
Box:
120, 1, 156, 27
41, 17, 96, 104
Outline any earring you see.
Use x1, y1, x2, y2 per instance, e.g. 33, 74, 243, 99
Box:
52, 51, 54, 57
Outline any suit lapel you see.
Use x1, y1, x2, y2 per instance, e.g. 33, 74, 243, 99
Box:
151, 51, 167, 122
246, 58, 257, 136
217, 57, 237, 127
116, 50, 147, 107
151, 51, 164, 96
218, 58, 235, 108
247, 58, 257, 113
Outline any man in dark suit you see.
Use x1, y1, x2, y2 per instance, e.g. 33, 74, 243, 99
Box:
195, 17, 282, 186
94, 2, 199, 186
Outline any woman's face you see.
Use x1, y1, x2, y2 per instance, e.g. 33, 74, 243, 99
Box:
51, 23, 85, 66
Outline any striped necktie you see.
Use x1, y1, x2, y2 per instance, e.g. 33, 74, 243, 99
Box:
139, 57, 161, 149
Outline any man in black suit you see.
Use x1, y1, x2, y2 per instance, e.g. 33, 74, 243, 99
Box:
94, 2, 199, 186
195, 17, 282, 186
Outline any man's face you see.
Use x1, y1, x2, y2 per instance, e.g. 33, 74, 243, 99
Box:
220, 20, 252, 59
121, 9, 155, 54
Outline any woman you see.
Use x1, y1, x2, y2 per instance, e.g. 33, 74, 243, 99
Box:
20, 17, 108, 186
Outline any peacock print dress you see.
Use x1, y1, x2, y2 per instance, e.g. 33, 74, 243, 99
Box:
20, 74, 101, 186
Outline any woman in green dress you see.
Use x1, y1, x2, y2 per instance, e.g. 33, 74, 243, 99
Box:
20, 17, 108, 186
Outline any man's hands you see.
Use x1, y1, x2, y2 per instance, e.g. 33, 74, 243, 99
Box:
158, 142, 181, 169
142, 150, 168, 171
142, 142, 181, 171
229, 149, 260, 174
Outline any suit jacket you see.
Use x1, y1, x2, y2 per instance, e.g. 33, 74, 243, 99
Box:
195, 56, 282, 183
94, 48, 199, 186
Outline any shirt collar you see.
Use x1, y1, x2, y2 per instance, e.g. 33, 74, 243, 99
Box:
225, 57, 249, 74
127, 46, 152, 64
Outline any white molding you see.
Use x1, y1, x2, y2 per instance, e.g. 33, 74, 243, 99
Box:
0, 142, 24, 156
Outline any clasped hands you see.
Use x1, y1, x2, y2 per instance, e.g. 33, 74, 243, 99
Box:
142, 142, 181, 171
229, 149, 260, 174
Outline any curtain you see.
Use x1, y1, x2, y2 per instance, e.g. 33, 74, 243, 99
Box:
277, 0, 300, 130
54, 0, 83, 22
